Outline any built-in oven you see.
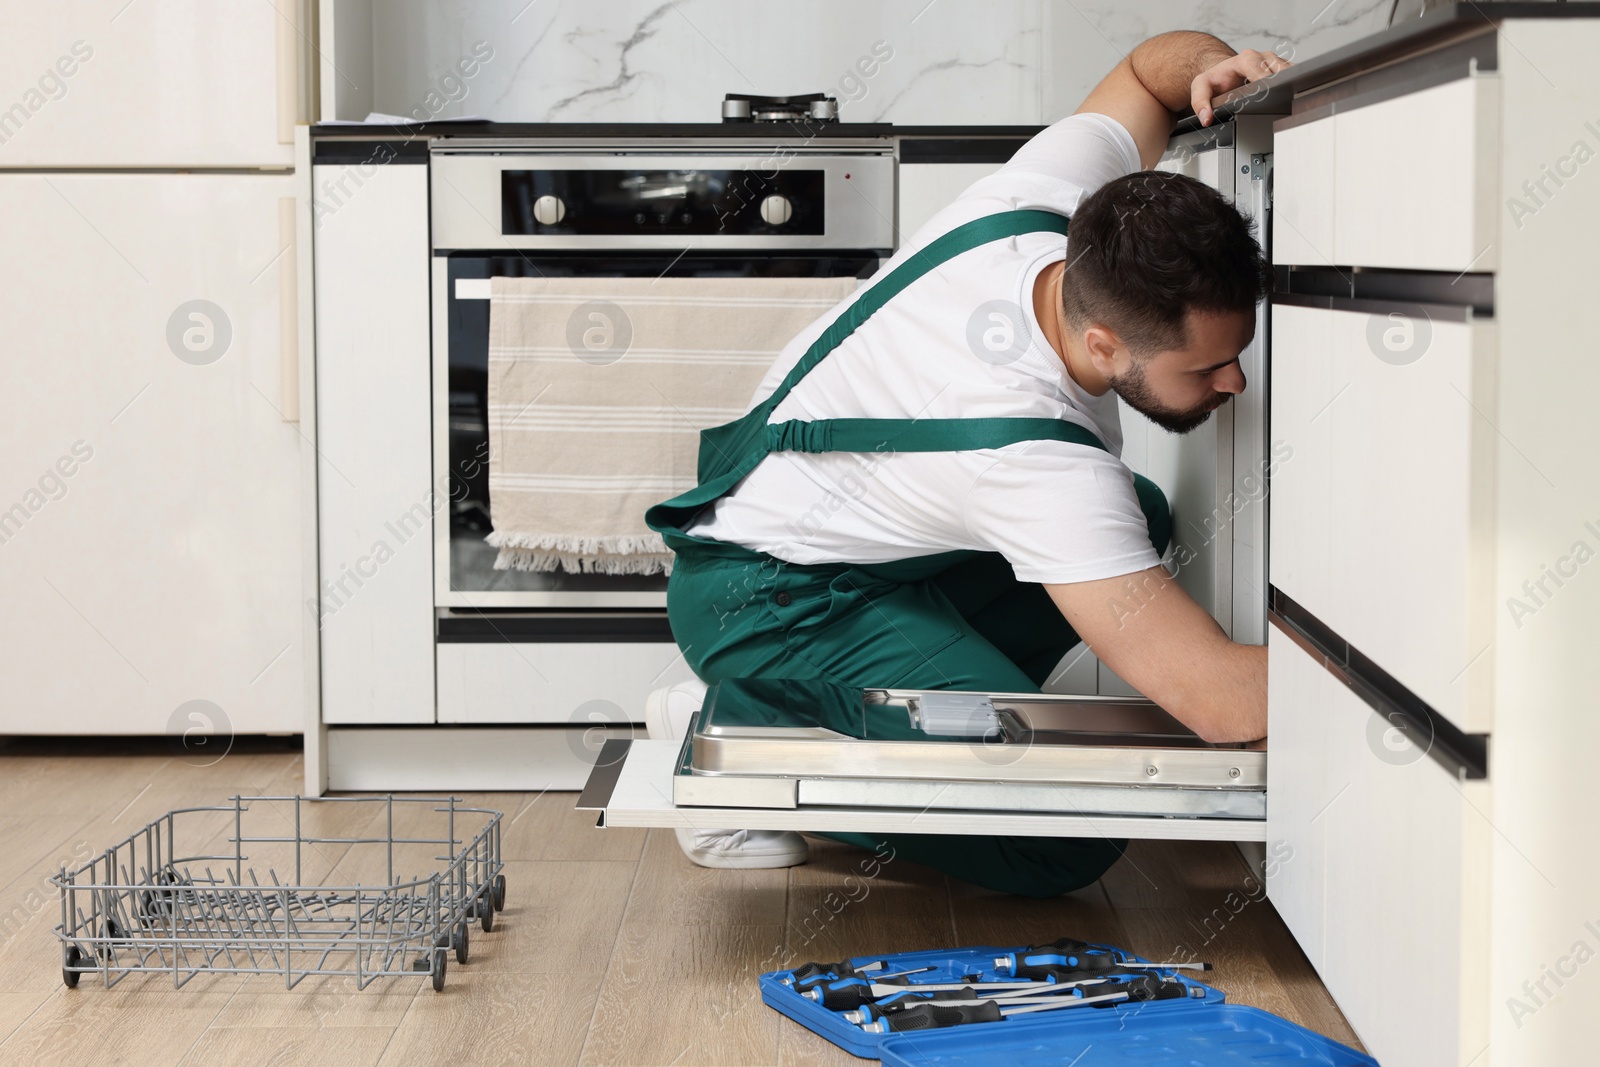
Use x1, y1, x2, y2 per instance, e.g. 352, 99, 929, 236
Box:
428, 141, 895, 611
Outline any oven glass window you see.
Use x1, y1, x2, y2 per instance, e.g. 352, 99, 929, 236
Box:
443, 253, 877, 596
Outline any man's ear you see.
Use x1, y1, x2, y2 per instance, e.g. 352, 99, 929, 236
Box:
1082, 324, 1126, 376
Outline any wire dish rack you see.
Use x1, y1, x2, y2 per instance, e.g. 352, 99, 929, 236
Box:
51, 795, 505, 992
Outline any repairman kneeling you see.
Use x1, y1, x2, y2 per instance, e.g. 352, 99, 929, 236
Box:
644, 31, 1286, 896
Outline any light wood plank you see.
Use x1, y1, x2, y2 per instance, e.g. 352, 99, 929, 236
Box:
211, 978, 419, 1028
180, 1023, 396, 1067
582, 923, 784, 1067
0, 989, 231, 1066
502, 792, 645, 864
1099, 839, 1258, 912
378, 970, 600, 1067
620, 830, 787, 929
0, 991, 43, 1045
470, 860, 635, 975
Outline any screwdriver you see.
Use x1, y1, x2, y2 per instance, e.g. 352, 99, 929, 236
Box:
995, 974, 1202, 1004
994, 948, 1211, 979
841, 987, 983, 1024
860, 990, 1131, 1032
794, 965, 935, 993
782, 958, 888, 984
797, 969, 946, 1011
841, 978, 1134, 1024
982, 976, 1138, 1000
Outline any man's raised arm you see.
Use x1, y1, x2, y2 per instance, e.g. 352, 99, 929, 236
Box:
1076, 32, 1289, 168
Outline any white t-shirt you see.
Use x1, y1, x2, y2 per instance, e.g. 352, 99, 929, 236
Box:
685, 112, 1162, 585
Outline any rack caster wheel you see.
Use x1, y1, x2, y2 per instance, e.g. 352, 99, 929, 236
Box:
62, 945, 83, 989
452, 922, 469, 964
478, 896, 494, 933
492, 874, 506, 911
97, 918, 125, 961
415, 948, 447, 991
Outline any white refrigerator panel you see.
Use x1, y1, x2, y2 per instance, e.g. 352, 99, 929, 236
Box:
0, 0, 299, 168
0, 173, 304, 734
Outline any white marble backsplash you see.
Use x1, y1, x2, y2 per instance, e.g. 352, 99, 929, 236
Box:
354, 0, 1396, 125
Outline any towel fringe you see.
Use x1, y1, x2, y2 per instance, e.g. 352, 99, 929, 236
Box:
486, 530, 674, 575
493, 548, 675, 576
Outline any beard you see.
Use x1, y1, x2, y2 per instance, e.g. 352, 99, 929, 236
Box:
1109, 358, 1228, 435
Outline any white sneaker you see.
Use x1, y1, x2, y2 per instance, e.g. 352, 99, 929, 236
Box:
675, 826, 810, 869
643, 678, 709, 742
644, 682, 809, 870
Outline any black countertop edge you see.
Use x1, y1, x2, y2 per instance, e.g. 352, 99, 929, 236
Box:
1175, 1, 1600, 135
309, 122, 1047, 141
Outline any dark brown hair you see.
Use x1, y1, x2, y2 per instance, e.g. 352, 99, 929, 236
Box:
1063, 170, 1271, 354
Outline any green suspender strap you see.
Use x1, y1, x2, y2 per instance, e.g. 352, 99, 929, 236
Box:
645, 209, 1108, 554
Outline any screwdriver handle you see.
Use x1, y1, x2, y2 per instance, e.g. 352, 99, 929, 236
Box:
877, 999, 1005, 1032
1022, 936, 1092, 954
844, 988, 979, 1023
803, 977, 876, 1011
786, 957, 896, 984
997, 947, 1122, 980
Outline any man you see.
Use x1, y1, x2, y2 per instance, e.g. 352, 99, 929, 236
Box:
644, 32, 1287, 895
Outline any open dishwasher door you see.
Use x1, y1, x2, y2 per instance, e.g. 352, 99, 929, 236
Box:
578, 678, 1266, 842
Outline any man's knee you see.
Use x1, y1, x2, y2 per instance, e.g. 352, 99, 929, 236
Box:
1132, 474, 1171, 558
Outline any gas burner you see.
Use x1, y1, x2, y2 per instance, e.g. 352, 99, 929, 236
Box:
722, 93, 839, 124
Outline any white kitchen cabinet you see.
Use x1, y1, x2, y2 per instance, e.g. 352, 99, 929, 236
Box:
896, 163, 998, 243
313, 155, 436, 725
0, 0, 308, 169
1267, 629, 1490, 1065
1272, 302, 1496, 734
1332, 76, 1499, 273
1272, 76, 1499, 272
1266, 17, 1600, 1061
1266, 303, 1337, 630
0, 173, 304, 734
1271, 117, 1336, 266
437, 642, 696, 724
1261, 625, 1328, 971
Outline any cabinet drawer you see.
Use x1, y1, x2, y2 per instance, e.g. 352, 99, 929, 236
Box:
1267, 628, 1489, 1066
1270, 301, 1496, 733
1273, 77, 1499, 271
436, 641, 696, 724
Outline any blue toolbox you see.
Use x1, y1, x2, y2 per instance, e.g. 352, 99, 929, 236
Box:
760, 939, 1377, 1064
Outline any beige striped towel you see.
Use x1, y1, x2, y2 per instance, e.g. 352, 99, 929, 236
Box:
485, 274, 860, 574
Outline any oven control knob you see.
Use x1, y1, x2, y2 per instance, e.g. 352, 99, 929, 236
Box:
532, 195, 567, 226
759, 195, 793, 226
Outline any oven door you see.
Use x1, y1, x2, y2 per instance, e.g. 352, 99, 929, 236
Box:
431, 250, 882, 609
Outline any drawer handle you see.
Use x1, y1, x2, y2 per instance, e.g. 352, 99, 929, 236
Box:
1268, 587, 1488, 781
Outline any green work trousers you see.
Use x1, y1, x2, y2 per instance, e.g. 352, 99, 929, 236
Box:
666, 475, 1171, 898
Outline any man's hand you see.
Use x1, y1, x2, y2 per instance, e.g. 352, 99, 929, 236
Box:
1076, 32, 1292, 167
1191, 49, 1290, 127
1045, 566, 1267, 744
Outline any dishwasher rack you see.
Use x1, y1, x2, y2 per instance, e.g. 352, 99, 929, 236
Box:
52, 795, 505, 992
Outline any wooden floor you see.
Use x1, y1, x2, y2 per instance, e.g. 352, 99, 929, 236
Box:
0, 737, 1362, 1066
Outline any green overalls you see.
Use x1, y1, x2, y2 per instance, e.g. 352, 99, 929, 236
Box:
644, 210, 1171, 899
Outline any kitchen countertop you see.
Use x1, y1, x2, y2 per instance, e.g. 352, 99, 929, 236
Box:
308, 122, 1043, 141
